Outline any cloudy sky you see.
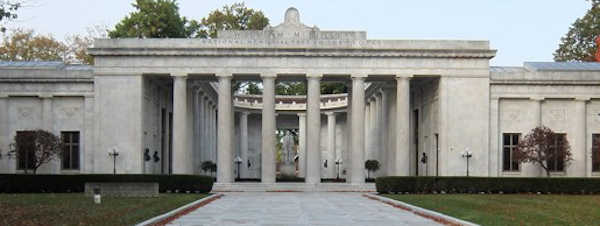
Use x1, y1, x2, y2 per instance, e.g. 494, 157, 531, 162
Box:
8, 0, 590, 66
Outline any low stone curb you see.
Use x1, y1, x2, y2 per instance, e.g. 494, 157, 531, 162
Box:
135, 193, 223, 226
363, 193, 479, 226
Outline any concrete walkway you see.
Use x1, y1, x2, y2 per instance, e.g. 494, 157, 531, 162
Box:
167, 192, 442, 226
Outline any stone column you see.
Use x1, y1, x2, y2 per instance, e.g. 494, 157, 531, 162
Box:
298, 113, 307, 178
396, 76, 411, 176
380, 88, 389, 176
346, 84, 352, 181
523, 98, 543, 177
326, 112, 337, 178
172, 75, 188, 174
374, 94, 382, 171
239, 111, 250, 178
217, 74, 234, 183
204, 100, 212, 163
364, 102, 371, 160
197, 92, 205, 167
573, 98, 588, 177
261, 74, 277, 183
0, 95, 8, 173
350, 75, 366, 184
306, 75, 322, 184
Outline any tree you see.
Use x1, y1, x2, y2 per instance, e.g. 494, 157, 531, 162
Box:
199, 2, 269, 38
0, 28, 70, 61
8, 129, 63, 174
554, 0, 600, 61
109, 0, 200, 38
65, 24, 108, 64
0, 1, 21, 32
200, 161, 217, 176
365, 159, 380, 179
514, 126, 573, 177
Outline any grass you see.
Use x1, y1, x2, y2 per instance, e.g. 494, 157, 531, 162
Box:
0, 193, 208, 226
382, 194, 600, 226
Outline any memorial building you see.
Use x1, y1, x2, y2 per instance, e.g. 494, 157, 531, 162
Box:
1, 8, 600, 188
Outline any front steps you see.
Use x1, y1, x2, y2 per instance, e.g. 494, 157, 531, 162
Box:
213, 182, 376, 192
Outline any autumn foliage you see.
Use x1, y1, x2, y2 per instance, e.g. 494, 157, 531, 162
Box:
513, 126, 572, 177
8, 129, 63, 174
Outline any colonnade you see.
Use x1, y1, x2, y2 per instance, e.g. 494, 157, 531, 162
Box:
169, 73, 412, 185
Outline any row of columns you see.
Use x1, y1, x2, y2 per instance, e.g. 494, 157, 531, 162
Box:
170, 73, 412, 184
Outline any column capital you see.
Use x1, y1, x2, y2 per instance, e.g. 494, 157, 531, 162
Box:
198, 90, 205, 96
395, 75, 412, 81
325, 112, 336, 116
216, 73, 233, 78
575, 97, 591, 102
240, 111, 251, 116
297, 112, 306, 117
171, 73, 188, 78
351, 74, 368, 79
530, 97, 545, 102
260, 73, 277, 78
39, 94, 53, 99
306, 73, 323, 78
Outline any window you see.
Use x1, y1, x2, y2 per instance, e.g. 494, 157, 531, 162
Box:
17, 131, 36, 170
503, 133, 520, 171
61, 132, 80, 170
593, 134, 600, 172
548, 134, 566, 172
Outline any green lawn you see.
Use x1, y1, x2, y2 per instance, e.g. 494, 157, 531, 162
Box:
382, 194, 600, 226
0, 193, 208, 226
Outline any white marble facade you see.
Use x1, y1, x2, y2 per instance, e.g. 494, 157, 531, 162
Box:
2, 8, 600, 183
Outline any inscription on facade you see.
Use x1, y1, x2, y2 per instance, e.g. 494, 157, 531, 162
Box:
218, 30, 367, 40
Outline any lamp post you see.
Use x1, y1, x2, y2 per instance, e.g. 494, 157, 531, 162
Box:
461, 148, 473, 177
334, 157, 343, 180
234, 156, 243, 180
108, 147, 119, 174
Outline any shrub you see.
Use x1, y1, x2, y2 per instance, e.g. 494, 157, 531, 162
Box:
0, 174, 214, 193
376, 176, 600, 194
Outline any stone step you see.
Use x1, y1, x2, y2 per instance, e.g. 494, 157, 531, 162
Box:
213, 182, 376, 192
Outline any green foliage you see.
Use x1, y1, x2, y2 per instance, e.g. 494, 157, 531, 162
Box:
109, 0, 200, 38
0, 1, 20, 32
276, 82, 306, 95
554, 0, 600, 61
321, 83, 347, 94
0, 174, 214, 193
200, 161, 217, 176
376, 176, 600, 194
365, 159, 380, 179
240, 81, 347, 95
199, 2, 269, 38
246, 82, 262, 94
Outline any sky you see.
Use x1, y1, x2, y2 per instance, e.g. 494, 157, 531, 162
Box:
7, 0, 591, 66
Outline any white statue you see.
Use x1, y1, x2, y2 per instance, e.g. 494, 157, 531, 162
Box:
282, 131, 295, 163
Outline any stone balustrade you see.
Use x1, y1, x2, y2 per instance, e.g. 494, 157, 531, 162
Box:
233, 93, 348, 110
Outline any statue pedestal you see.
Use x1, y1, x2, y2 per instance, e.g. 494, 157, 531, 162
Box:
280, 162, 295, 177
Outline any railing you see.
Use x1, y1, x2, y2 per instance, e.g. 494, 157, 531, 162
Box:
233, 93, 348, 110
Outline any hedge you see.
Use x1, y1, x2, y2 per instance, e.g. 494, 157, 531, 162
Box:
376, 176, 600, 194
0, 174, 214, 194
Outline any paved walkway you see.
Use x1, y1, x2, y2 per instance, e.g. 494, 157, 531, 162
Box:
167, 192, 441, 226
